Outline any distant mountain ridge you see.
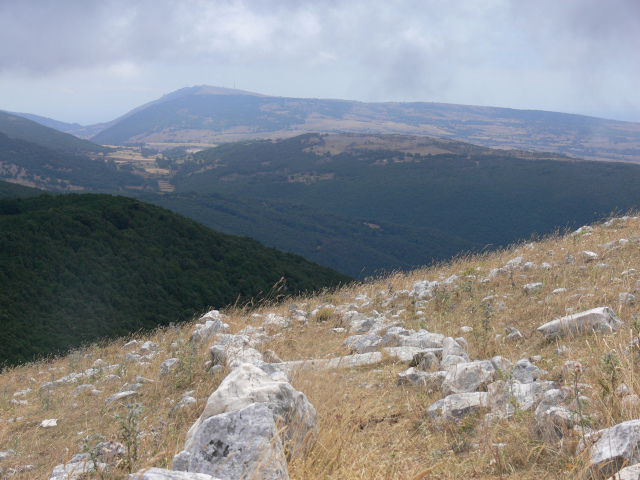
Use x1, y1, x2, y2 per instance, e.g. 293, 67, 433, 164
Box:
0, 110, 111, 154
87, 85, 640, 163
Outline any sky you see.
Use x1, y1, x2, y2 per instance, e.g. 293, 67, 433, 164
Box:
1, 0, 639, 125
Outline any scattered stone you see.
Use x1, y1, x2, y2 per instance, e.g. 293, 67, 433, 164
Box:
523, 282, 543, 293
511, 358, 544, 384
427, 392, 489, 422
129, 468, 218, 479
40, 419, 57, 428
159, 358, 180, 378
105, 391, 138, 405
49, 453, 107, 480
619, 292, 636, 305
185, 363, 317, 460
583, 251, 600, 262
398, 368, 446, 388
123, 340, 140, 350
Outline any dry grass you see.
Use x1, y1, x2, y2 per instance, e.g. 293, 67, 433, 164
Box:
2, 214, 640, 478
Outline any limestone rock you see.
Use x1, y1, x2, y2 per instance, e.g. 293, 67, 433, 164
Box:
511, 358, 545, 384
159, 358, 180, 378
398, 368, 446, 389
441, 360, 496, 395
587, 420, 640, 479
427, 392, 489, 422
209, 344, 263, 369
185, 363, 317, 460
129, 468, 218, 479
488, 380, 557, 416
49, 453, 107, 480
537, 307, 622, 340
191, 319, 229, 343
173, 403, 288, 480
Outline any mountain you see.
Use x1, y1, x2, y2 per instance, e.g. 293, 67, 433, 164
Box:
0, 193, 351, 365
90, 85, 640, 163
8, 111, 83, 134
0, 110, 111, 155
167, 133, 640, 265
0, 131, 148, 191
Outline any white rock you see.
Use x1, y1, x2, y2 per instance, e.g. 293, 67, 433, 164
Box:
583, 251, 600, 262
185, 363, 317, 460
191, 319, 229, 343
441, 361, 496, 395
173, 402, 288, 480
398, 368, 446, 388
158, 358, 180, 378
40, 419, 57, 428
619, 293, 636, 305
587, 420, 640, 479
537, 307, 623, 340
427, 392, 489, 421
129, 467, 218, 479
523, 282, 543, 293
105, 391, 138, 405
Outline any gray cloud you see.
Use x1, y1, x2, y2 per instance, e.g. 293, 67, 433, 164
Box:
0, 0, 638, 121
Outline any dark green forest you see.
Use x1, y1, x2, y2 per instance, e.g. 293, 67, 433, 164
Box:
139, 191, 479, 278
0, 132, 148, 191
169, 133, 640, 259
0, 194, 351, 365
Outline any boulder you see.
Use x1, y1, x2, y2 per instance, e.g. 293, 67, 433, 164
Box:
209, 344, 263, 369
173, 402, 288, 480
129, 468, 218, 479
158, 358, 180, 378
537, 307, 623, 340
488, 380, 557, 416
587, 420, 640, 479
427, 392, 489, 421
49, 454, 106, 480
511, 358, 545, 384
185, 363, 317, 459
442, 337, 469, 360
398, 368, 446, 389
191, 319, 229, 343
608, 463, 640, 480
441, 361, 496, 395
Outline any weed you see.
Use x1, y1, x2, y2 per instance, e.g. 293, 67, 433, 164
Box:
116, 403, 142, 474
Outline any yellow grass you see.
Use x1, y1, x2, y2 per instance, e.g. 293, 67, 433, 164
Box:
2, 214, 640, 478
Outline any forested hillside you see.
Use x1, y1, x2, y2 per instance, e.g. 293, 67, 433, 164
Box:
170, 133, 640, 262
0, 132, 148, 191
0, 194, 351, 365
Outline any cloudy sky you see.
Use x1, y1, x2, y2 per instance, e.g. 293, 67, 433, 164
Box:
1, 0, 638, 125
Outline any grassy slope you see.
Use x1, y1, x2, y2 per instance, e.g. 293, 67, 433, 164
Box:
1, 214, 639, 478
0, 194, 351, 365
